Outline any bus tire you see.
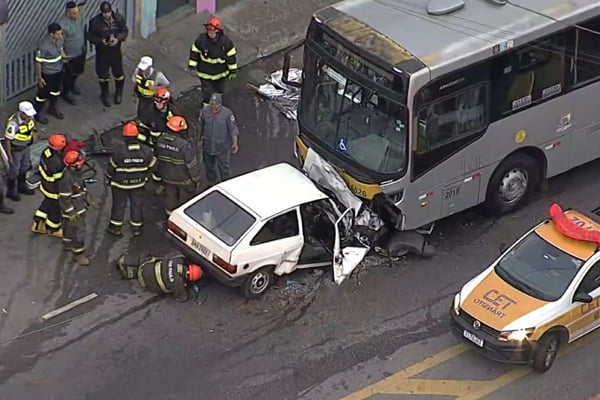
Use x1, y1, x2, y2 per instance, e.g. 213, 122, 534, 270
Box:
484, 154, 539, 216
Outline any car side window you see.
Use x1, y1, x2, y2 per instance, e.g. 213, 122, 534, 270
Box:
250, 210, 299, 245
578, 262, 600, 294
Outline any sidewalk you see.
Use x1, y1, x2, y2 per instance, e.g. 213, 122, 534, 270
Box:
0, 0, 337, 141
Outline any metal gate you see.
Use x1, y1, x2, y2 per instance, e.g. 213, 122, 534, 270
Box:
2, 0, 124, 103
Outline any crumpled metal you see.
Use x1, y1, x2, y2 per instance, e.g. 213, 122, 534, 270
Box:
255, 69, 302, 120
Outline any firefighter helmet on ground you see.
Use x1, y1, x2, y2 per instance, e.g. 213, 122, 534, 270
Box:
166, 116, 188, 132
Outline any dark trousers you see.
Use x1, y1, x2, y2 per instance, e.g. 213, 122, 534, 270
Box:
165, 183, 194, 214
63, 55, 86, 94
203, 150, 231, 184
34, 197, 61, 231
95, 49, 124, 80
109, 187, 145, 230
200, 78, 225, 105
7, 146, 31, 180
62, 216, 86, 254
35, 72, 62, 106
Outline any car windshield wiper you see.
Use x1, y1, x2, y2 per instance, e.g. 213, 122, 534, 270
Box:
496, 265, 549, 300
513, 277, 551, 301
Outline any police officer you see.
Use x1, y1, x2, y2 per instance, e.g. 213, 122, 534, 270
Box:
59, 1, 87, 104
117, 253, 203, 302
32, 134, 68, 237
132, 56, 170, 116
3, 101, 37, 201
106, 122, 156, 237
189, 16, 237, 106
0, 139, 14, 214
156, 116, 201, 215
88, 1, 129, 107
35, 22, 66, 124
58, 150, 90, 266
199, 93, 239, 185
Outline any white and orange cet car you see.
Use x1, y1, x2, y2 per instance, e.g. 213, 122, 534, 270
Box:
450, 204, 600, 372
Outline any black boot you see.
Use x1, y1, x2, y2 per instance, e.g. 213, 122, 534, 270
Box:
114, 79, 124, 104
99, 81, 111, 107
63, 89, 76, 105
17, 173, 35, 195
72, 76, 81, 95
34, 101, 49, 124
48, 98, 64, 119
6, 179, 20, 201
0, 195, 14, 214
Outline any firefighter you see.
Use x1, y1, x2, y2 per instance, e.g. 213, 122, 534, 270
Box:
117, 253, 203, 303
105, 122, 156, 237
35, 22, 66, 124
199, 93, 239, 185
87, 1, 129, 107
32, 133, 68, 237
155, 116, 201, 215
0, 139, 14, 214
188, 16, 238, 106
3, 101, 38, 201
59, 1, 87, 104
132, 56, 170, 116
58, 150, 90, 266
136, 87, 176, 147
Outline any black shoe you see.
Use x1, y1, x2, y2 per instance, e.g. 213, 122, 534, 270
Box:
114, 92, 122, 105
17, 185, 35, 195
0, 204, 14, 214
99, 81, 111, 107
49, 106, 64, 120
35, 114, 49, 124
63, 93, 76, 105
101, 95, 111, 107
7, 191, 20, 201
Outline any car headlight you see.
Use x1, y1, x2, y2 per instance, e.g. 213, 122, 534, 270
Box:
452, 293, 461, 315
499, 328, 534, 342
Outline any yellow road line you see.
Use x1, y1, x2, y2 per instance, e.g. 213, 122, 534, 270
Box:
379, 378, 484, 396
455, 368, 530, 400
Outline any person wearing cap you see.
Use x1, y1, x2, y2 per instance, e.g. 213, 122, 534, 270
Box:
3, 101, 38, 201
117, 252, 203, 303
132, 56, 170, 116
155, 116, 202, 215
199, 93, 239, 185
87, 1, 129, 107
189, 16, 238, 106
0, 138, 14, 214
58, 150, 90, 266
105, 121, 156, 237
59, 1, 87, 104
35, 22, 66, 124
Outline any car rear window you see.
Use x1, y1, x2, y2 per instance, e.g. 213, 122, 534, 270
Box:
184, 191, 256, 246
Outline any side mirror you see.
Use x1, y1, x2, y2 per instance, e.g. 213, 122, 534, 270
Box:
573, 292, 593, 303
282, 41, 304, 88
499, 243, 508, 254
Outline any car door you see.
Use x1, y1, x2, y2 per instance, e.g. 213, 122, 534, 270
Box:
569, 260, 600, 341
332, 208, 369, 284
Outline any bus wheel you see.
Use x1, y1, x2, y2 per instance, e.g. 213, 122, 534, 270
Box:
484, 154, 539, 215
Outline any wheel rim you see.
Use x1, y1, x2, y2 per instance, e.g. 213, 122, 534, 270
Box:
544, 338, 558, 367
499, 168, 528, 205
250, 272, 269, 294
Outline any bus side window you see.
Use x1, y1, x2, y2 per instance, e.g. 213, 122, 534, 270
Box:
574, 17, 600, 85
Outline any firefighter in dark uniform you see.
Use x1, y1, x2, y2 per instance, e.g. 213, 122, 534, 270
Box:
132, 56, 170, 116
155, 116, 202, 215
3, 101, 38, 201
136, 88, 176, 147
188, 16, 237, 106
105, 122, 156, 237
32, 134, 68, 237
87, 1, 129, 107
35, 23, 66, 124
117, 253, 203, 302
58, 150, 90, 266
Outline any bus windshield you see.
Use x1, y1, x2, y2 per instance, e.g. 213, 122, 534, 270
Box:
301, 48, 408, 175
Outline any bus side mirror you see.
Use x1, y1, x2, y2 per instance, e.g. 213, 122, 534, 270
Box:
282, 41, 304, 88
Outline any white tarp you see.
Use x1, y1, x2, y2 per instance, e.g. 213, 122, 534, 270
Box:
255, 69, 302, 120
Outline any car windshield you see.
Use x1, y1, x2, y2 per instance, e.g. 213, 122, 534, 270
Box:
301, 48, 408, 174
184, 191, 256, 246
495, 232, 585, 301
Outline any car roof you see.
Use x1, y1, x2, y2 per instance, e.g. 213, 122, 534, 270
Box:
534, 210, 600, 260
216, 163, 328, 220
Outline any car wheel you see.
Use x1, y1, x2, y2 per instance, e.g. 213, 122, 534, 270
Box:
532, 333, 559, 373
484, 153, 540, 216
240, 267, 273, 299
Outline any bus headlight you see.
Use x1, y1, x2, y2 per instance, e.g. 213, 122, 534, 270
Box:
452, 293, 461, 315
499, 328, 534, 342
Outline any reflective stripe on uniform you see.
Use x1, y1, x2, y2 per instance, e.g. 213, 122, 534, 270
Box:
188, 60, 198, 67
115, 166, 149, 173
135, 73, 156, 97
39, 166, 65, 182
110, 181, 146, 190
130, 220, 143, 227
35, 54, 62, 63
46, 218, 61, 229
35, 209, 48, 219
40, 185, 59, 199
157, 155, 185, 165
228, 63, 238, 70
226, 47, 237, 57
8, 113, 35, 143
154, 262, 170, 293
196, 70, 229, 80
110, 219, 124, 226
199, 53, 226, 65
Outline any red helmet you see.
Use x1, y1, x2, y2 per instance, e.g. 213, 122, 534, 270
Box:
166, 115, 188, 132
154, 87, 171, 102
48, 133, 67, 151
122, 121, 139, 137
205, 16, 223, 31
187, 264, 203, 281
63, 150, 84, 167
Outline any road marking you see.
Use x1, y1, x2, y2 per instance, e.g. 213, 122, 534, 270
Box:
41, 293, 98, 321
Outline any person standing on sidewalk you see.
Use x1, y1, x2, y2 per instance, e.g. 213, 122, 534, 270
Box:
188, 16, 238, 106
3, 101, 37, 201
32, 133, 68, 237
58, 150, 90, 266
35, 23, 66, 124
199, 93, 239, 185
59, 1, 87, 105
155, 116, 201, 216
87, 1, 128, 107
105, 122, 156, 237
0, 138, 14, 214
132, 56, 170, 116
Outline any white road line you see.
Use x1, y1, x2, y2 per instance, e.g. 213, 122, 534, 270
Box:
41, 293, 99, 321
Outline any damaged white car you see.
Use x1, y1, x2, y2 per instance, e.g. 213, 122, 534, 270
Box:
167, 163, 369, 298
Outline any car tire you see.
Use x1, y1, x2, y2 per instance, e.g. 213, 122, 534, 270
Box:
532, 333, 559, 373
240, 267, 274, 299
484, 153, 540, 216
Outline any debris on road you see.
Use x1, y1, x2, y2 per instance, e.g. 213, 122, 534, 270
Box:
41, 293, 99, 321
252, 68, 302, 120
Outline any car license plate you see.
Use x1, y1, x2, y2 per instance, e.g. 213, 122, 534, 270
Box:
191, 238, 210, 258
463, 329, 484, 347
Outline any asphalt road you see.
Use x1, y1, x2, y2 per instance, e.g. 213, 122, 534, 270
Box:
1, 51, 600, 400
